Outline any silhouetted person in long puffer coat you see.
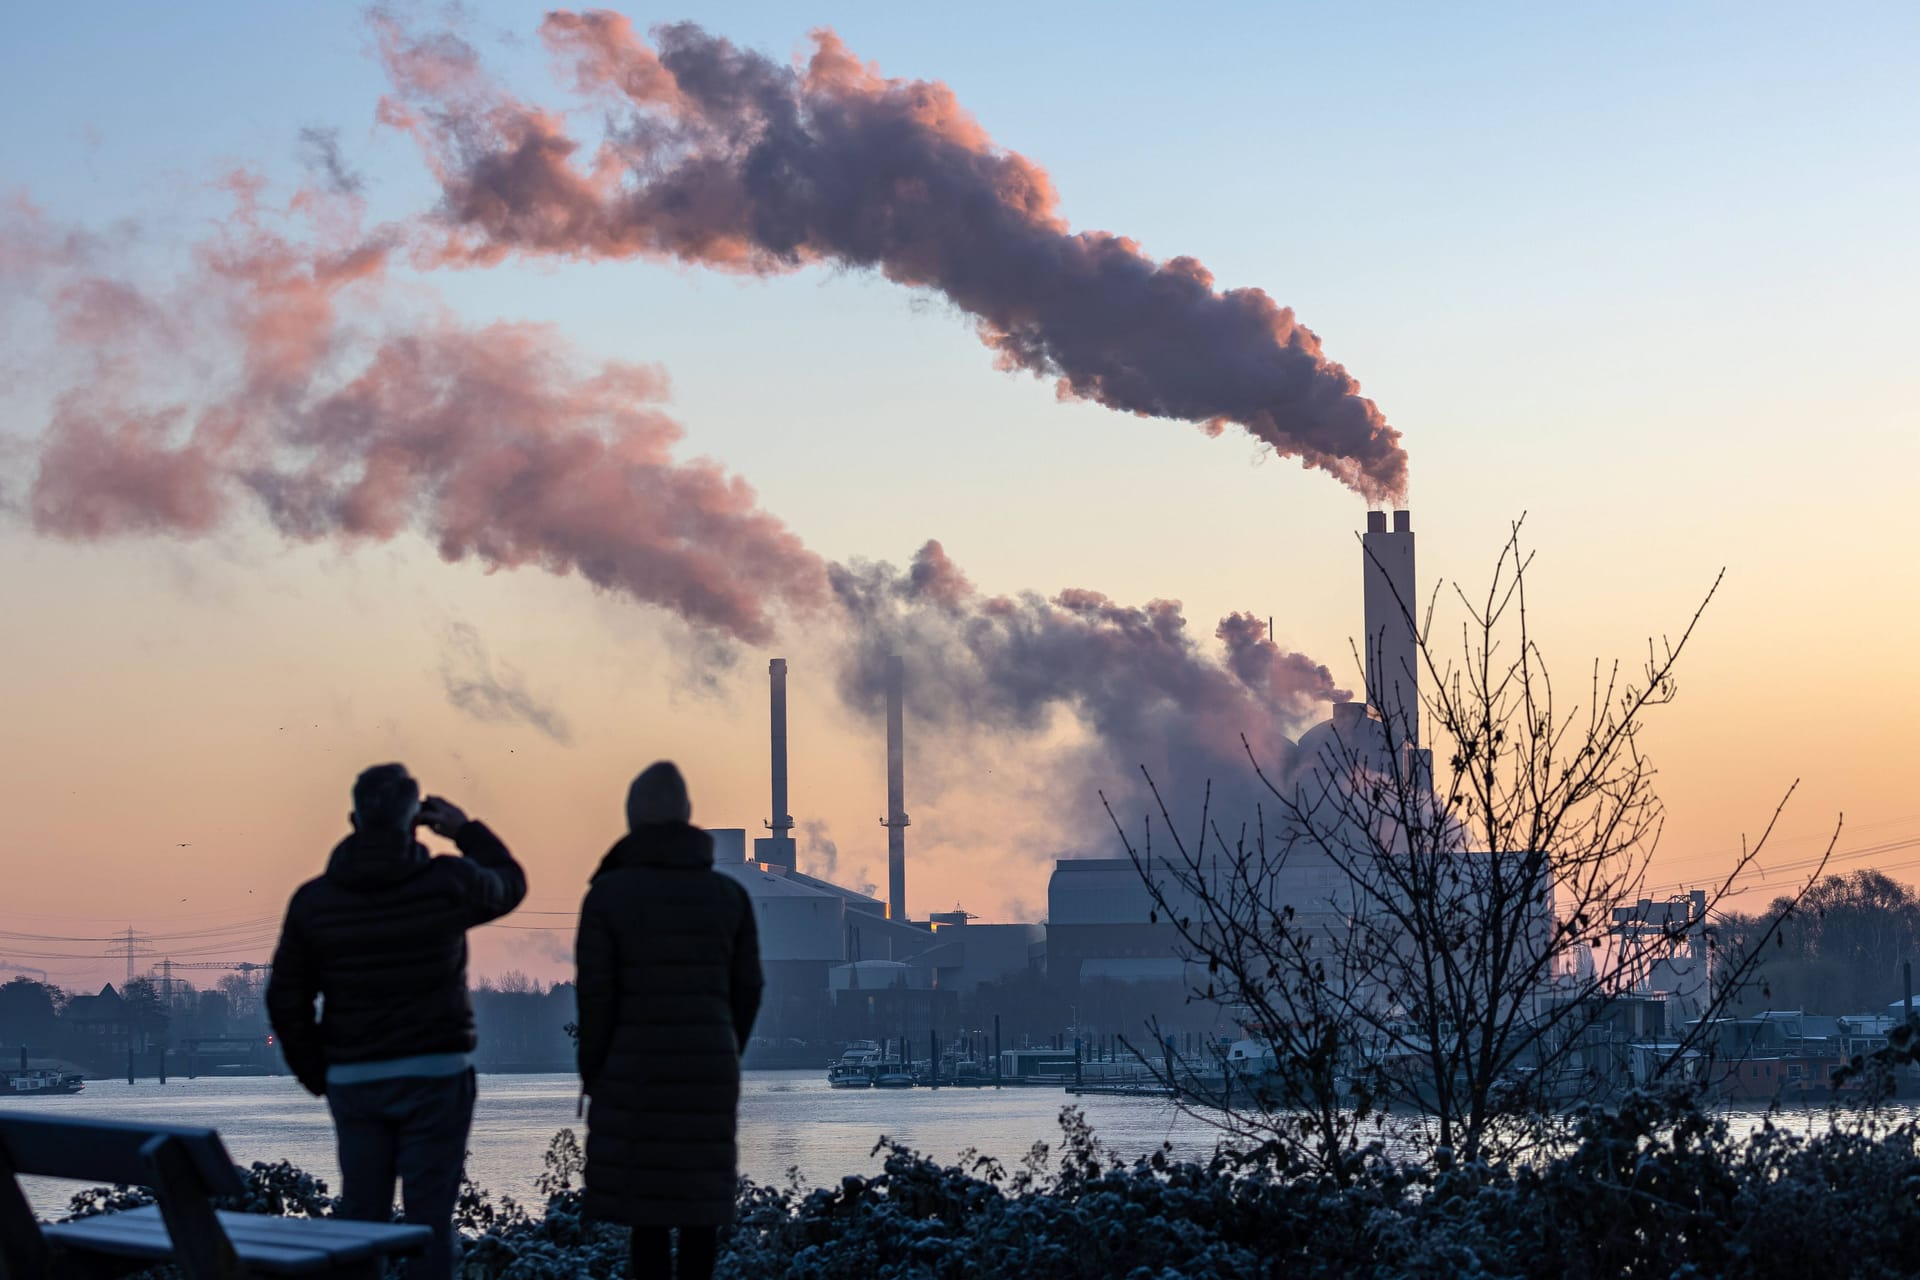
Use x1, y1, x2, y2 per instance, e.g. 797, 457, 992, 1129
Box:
576, 761, 763, 1280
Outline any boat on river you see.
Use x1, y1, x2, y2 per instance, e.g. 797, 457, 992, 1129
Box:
872, 1064, 915, 1089
3, 1067, 85, 1096
827, 1040, 881, 1088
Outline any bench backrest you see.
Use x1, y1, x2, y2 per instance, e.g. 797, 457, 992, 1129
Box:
0, 1112, 248, 1280
0, 1113, 246, 1197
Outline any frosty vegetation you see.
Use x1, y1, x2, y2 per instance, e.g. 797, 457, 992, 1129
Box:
59, 1088, 1920, 1280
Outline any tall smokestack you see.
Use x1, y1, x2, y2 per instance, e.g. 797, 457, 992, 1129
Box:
884, 654, 909, 921
1362, 510, 1418, 747
760, 657, 796, 869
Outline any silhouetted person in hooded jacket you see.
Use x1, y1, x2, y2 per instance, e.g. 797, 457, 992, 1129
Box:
266, 763, 526, 1280
576, 761, 763, 1280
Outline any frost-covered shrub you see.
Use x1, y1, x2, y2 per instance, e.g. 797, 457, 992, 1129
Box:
62, 1159, 338, 1222
54, 1103, 1920, 1280
64, 1182, 158, 1220
220, 1159, 341, 1218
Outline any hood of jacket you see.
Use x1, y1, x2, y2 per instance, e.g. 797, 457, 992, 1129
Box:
325, 828, 433, 890
594, 823, 714, 880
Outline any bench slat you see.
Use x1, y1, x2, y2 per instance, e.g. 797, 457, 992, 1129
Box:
43, 1207, 431, 1275
218, 1214, 434, 1255
45, 1220, 331, 1275
0, 1113, 245, 1197
53, 1240, 335, 1275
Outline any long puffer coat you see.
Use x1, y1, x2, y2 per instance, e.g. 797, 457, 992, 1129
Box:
575, 823, 763, 1227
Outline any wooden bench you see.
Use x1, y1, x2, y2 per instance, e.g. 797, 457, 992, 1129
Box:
0, 1112, 432, 1280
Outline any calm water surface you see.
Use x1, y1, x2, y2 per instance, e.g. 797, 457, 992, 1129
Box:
16, 1072, 1226, 1217
18, 1072, 1893, 1219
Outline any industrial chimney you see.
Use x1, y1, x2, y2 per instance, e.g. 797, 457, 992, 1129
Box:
883, 654, 909, 921
757, 657, 797, 869
1362, 510, 1418, 747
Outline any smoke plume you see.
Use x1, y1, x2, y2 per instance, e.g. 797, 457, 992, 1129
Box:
830, 540, 1349, 814
11, 182, 826, 642
439, 621, 574, 744
373, 11, 1408, 502
801, 818, 840, 878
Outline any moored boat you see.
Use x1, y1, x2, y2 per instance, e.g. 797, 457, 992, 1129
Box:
2, 1067, 85, 1096
827, 1040, 881, 1088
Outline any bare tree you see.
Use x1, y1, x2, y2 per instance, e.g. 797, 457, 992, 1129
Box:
217, 971, 262, 1022
1105, 519, 1833, 1177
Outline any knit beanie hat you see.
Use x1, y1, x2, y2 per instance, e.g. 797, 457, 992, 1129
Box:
626, 761, 692, 828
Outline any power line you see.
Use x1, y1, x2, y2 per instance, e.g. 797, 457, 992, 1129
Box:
1649, 810, 1920, 882
1643, 833, 1920, 901
0, 909, 283, 980
0, 915, 281, 943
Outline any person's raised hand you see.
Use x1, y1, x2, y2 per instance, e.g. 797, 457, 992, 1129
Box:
417, 796, 470, 837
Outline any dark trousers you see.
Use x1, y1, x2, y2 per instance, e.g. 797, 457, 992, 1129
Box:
630, 1225, 718, 1280
326, 1069, 476, 1280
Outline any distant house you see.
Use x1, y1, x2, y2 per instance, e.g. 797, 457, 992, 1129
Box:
61, 984, 162, 1059
1686, 1010, 1886, 1101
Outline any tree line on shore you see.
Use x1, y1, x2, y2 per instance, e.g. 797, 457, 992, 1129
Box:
0, 970, 578, 1074
1717, 869, 1920, 1015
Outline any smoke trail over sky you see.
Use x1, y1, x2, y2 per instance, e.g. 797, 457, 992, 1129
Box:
830, 540, 1349, 810
439, 621, 574, 744
7, 183, 826, 643
373, 11, 1409, 502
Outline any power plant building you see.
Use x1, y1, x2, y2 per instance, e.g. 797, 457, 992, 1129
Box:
1047, 509, 1427, 993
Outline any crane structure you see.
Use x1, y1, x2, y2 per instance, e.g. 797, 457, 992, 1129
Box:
154, 959, 272, 1005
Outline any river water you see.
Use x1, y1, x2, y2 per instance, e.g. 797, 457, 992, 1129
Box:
15, 1072, 1227, 1217
18, 1071, 1899, 1220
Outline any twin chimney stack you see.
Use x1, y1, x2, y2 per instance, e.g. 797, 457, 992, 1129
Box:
883, 655, 909, 921
1362, 509, 1418, 746
757, 654, 908, 915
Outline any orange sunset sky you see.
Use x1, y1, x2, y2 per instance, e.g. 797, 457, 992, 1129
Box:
3, 4, 1917, 992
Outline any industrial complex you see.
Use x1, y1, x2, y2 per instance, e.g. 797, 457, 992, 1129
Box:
715, 512, 1431, 1061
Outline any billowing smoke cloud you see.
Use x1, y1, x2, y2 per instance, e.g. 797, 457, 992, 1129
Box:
10, 183, 826, 642
439, 621, 573, 744
372, 12, 1408, 502
830, 540, 1349, 815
